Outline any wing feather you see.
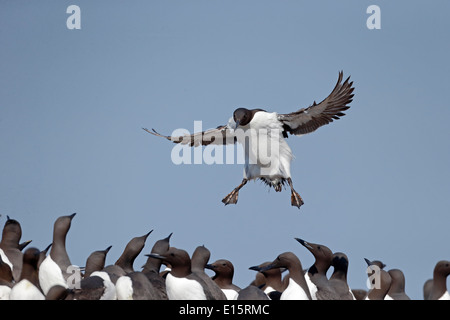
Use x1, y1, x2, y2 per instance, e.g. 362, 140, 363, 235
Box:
143, 125, 236, 147
278, 71, 354, 136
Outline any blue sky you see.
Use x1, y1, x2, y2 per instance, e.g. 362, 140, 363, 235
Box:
1, 1, 449, 299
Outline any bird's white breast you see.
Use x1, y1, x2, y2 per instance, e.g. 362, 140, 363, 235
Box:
165, 273, 207, 300
90, 271, 117, 300
38, 255, 68, 295
9, 279, 45, 300
221, 288, 239, 300
116, 275, 133, 300
439, 291, 450, 300
305, 272, 318, 300
232, 112, 293, 180
280, 278, 309, 300
0, 285, 11, 300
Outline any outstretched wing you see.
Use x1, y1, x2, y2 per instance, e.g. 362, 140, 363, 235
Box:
143, 125, 236, 147
278, 71, 354, 136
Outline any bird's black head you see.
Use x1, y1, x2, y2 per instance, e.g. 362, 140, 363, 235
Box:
233, 108, 252, 127
331, 252, 349, 273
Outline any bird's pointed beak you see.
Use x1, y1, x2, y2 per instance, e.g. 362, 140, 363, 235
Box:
253, 263, 275, 272
295, 238, 313, 250
205, 264, 216, 270
144, 230, 153, 239
234, 120, 240, 129
146, 253, 166, 260
43, 243, 52, 253
249, 265, 262, 272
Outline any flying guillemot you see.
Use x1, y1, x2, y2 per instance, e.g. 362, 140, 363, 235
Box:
144, 71, 354, 209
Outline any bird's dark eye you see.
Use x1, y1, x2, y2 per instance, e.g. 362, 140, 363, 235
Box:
170, 253, 175, 257
317, 246, 321, 250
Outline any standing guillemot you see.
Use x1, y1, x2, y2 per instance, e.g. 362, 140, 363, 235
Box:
144, 71, 354, 209
255, 252, 311, 300
249, 261, 285, 299
98, 231, 153, 286
364, 257, 390, 299
113, 232, 162, 300
425, 260, 450, 300
295, 238, 346, 300
385, 269, 410, 300
329, 252, 356, 300
39, 213, 76, 295
10, 247, 45, 300
147, 247, 221, 300
364, 267, 392, 300
141, 233, 173, 300
191, 245, 227, 300
66, 246, 117, 301
84, 246, 112, 277
206, 259, 241, 300
0, 217, 24, 251
50, 213, 76, 276
115, 230, 152, 274
0, 216, 27, 282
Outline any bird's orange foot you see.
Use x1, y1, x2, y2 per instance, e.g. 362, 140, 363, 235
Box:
222, 189, 239, 205
291, 190, 304, 209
